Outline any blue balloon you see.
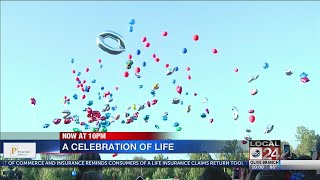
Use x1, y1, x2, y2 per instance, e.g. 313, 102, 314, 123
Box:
105, 113, 111, 119
185, 92, 188, 95
98, 92, 100, 95
182, 48, 187, 54
101, 87, 104, 90
263, 62, 269, 69
98, 96, 102, 100
87, 100, 93, 106
300, 72, 308, 78
100, 120, 110, 127
77, 72, 81, 76
71, 58, 74, 64
100, 64, 103, 68
43, 124, 50, 128
129, 26, 133, 32
174, 67, 179, 72
172, 79, 176, 84
129, 19, 135, 25
78, 80, 81, 84
84, 124, 90, 130
111, 106, 117, 111
155, 125, 160, 129
73, 94, 78, 100
92, 79, 96, 83
142, 62, 146, 67
162, 116, 168, 121
200, 113, 206, 118
110, 93, 113, 97
137, 49, 141, 55
173, 122, 180, 127
121, 120, 125, 124
72, 171, 77, 176
139, 85, 143, 88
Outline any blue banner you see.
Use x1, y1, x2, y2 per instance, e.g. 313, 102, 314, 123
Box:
0, 160, 249, 167
0, 140, 248, 153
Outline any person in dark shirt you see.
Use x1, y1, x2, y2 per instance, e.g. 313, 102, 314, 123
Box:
76, 153, 103, 180
200, 167, 232, 180
305, 139, 320, 180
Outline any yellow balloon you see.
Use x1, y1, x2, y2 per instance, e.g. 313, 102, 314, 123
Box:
153, 83, 159, 90
132, 104, 136, 110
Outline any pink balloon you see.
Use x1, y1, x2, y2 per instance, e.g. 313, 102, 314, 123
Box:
155, 58, 160, 62
98, 59, 102, 63
162, 31, 168, 36
152, 54, 157, 58
145, 42, 150, 47
249, 115, 255, 123
234, 68, 238, 72
248, 109, 254, 113
135, 67, 141, 73
165, 64, 169, 68
128, 54, 132, 60
176, 86, 182, 94
124, 71, 129, 77
115, 86, 119, 91
193, 34, 199, 41
187, 75, 191, 80
209, 118, 214, 123
72, 69, 76, 74
212, 48, 218, 54
186, 67, 190, 71
141, 37, 147, 42
85, 68, 89, 72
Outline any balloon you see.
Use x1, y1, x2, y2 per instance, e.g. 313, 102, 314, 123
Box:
176, 86, 182, 94
72, 69, 76, 74
100, 64, 103, 68
172, 98, 180, 104
129, 26, 133, 32
263, 62, 269, 69
209, 118, 214, 123
194, 93, 197, 96
212, 48, 218, 54
71, 171, 77, 177
251, 89, 258, 96
174, 67, 179, 71
162, 116, 168, 121
87, 101, 93, 106
176, 127, 182, 131
53, 118, 61, 125
85, 68, 89, 72
186, 67, 190, 71
155, 58, 160, 62
91, 79, 96, 83
301, 77, 310, 83
162, 31, 168, 36
146, 101, 151, 107
172, 79, 176, 84
193, 34, 199, 41
142, 37, 147, 42
246, 128, 251, 133
300, 72, 308, 78
185, 92, 188, 95
124, 71, 129, 77
97, 31, 125, 55
115, 86, 119, 90
128, 54, 133, 60
142, 62, 146, 67
82, 80, 86, 84
187, 75, 191, 80
82, 95, 86, 99
165, 64, 169, 68
248, 75, 259, 83
153, 83, 159, 90
173, 122, 179, 127
152, 54, 156, 58
234, 68, 238, 72
73, 128, 81, 132
100, 127, 108, 132
182, 48, 187, 54
77, 72, 81, 76
200, 113, 206, 118
242, 140, 248, 145
139, 85, 143, 88
43, 124, 50, 128
151, 99, 158, 105
135, 67, 141, 73
265, 124, 274, 134
98, 59, 102, 63
286, 70, 293, 76
186, 105, 191, 113
232, 106, 239, 120
205, 108, 209, 114
71, 58, 75, 63
155, 125, 160, 129
137, 49, 141, 55
249, 115, 255, 123
248, 109, 254, 113
30, 98, 36, 105
145, 42, 150, 47
112, 153, 118, 157
129, 19, 135, 25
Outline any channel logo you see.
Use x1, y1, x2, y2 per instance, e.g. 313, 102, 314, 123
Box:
3, 143, 36, 159
249, 147, 262, 159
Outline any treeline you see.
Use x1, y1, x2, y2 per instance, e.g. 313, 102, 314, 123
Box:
0, 126, 319, 180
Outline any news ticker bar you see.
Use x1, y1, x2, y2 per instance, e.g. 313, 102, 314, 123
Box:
249, 160, 320, 170
0, 140, 248, 153
0, 160, 248, 167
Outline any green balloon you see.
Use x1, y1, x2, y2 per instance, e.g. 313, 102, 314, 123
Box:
100, 127, 108, 132
73, 128, 81, 132
176, 127, 182, 131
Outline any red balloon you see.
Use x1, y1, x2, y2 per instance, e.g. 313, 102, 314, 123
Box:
115, 86, 119, 90
124, 71, 129, 77
209, 118, 214, 123
152, 99, 158, 105
106, 91, 111, 96
193, 34, 199, 41
76, 84, 80, 88
76, 77, 80, 81
176, 86, 182, 94
85, 68, 89, 72
80, 84, 83, 87
145, 42, 150, 47
146, 101, 151, 107
249, 115, 255, 123
242, 140, 248, 145
128, 54, 132, 59
212, 48, 218, 54
162, 31, 168, 36
187, 75, 191, 80
81, 87, 85, 91
64, 96, 67, 99
135, 67, 141, 73
155, 58, 160, 62
80, 122, 85, 126
234, 68, 238, 72
72, 69, 76, 74
82, 80, 86, 84
98, 59, 102, 63
186, 67, 190, 71
142, 37, 147, 42
165, 64, 169, 68
82, 95, 86, 99
87, 86, 91, 89
152, 54, 156, 58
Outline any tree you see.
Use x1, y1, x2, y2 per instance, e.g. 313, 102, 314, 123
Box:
118, 168, 136, 180
187, 153, 212, 180
174, 167, 190, 180
295, 126, 320, 156
151, 154, 173, 179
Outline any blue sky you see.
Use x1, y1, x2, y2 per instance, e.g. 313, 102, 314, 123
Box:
1, 1, 319, 160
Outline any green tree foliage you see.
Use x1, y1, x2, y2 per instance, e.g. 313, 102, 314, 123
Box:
295, 126, 320, 156
187, 153, 212, 180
